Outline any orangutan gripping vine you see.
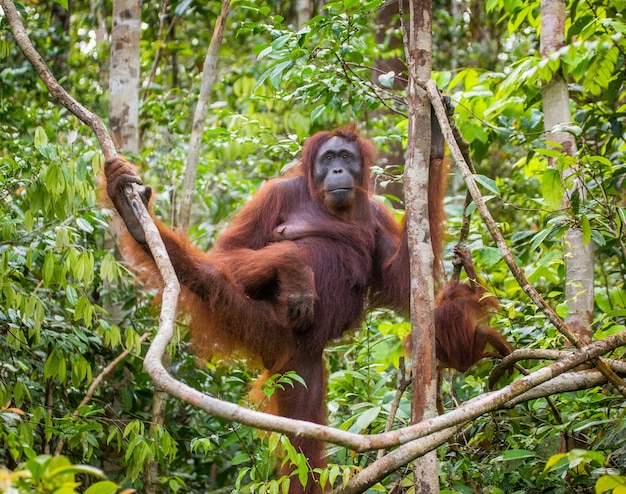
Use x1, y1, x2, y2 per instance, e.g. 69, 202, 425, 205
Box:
104, 120, 511, 493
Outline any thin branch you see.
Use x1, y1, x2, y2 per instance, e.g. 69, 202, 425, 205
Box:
54, 333, 150, 456
449, 118, 477, 280
326, 331, 626, 490
489, 348, 626, 388
331, 426, 463, 494
144, 0, 175, 91
178, 0, 231, 230
376, 357, 411, 460
0, 0, 115, 158
426, 79, 626, 397
140, 298, 626, 454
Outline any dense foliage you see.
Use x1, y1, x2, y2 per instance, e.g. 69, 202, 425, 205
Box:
1, 0, 625, 492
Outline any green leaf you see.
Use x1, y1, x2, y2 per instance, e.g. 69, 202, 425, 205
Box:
580, 215, 591, 244
66, 285, 78, 306
272, 34, 292, 50
477, 246, 502, 266
378, 71, 395, 88
555, 302, 569, 318
544, 452, 568, 471
84, 481, 120, 494
46, 164, 66, 195
355, 406, 381, 430
311, 104, 326, 122
501, 449, 537, 460
44, 347, 67, 382
473, 174, 500, 195
34, 126, 48, 147
43, 251, 55, 286
269, 60, 293, 89
231, 453, 251, 466
534, 147, 564, 158
297, 457, 309, 489
596, 475, 626, 494
542, 168, 565, 210
49, 463, 104, 479
529, 227, 553, 252
100, 253, 119, 283
76, 217, 95, 234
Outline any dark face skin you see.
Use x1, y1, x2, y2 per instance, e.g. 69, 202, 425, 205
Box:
312, 137, 363, 210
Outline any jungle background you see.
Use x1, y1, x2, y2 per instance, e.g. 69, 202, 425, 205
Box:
0, 0, 625, 492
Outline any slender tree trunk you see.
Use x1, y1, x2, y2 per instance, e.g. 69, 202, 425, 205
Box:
404, 0, 439, 491
109, 0, 141, 154
109, 1, 166, 490
296, 0, 312, 29
540, 0, 593, 343
177, 0, 230, 230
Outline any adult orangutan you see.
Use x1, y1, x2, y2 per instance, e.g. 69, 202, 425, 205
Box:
104, 119, 510, 493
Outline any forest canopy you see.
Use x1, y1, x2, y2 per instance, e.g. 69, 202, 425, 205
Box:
0, 0, 625, 492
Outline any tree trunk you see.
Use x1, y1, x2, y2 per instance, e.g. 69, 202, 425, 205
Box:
296, 0, 313, 29
404, 0, 439, 491
178, 0, 231, 230
540, 0, 593, 343
109, 0, 141, 154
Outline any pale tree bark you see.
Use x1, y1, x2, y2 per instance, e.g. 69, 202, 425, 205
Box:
109, 0, 141, 154
403, 0, 439, 491
177, 0, 231, 230
296, 0, 313, 29
540, 0, 593, 343
109, 1, 165, 491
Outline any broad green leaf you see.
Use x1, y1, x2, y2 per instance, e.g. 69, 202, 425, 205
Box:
272, 34, 292, 50
43, 251, 55, 286
44, 347, 67, 382
596, 475, 626, 494
311, 104, 326, 122
500, 449, 536, 461
46, 164, 66, 195
269, 60, 293, 89
231, 453, 251, 466
534, 147, 564, 158
545, 452, 568, 471
477, 246, 502, 266
65, 285, 78, 306
34, 126, 48, 147
473, 174, 500, 195
76, 217, 95, 233
85, 481, 121, 494
556, 302, 569, 318
542, 168, 565, 210
378, 71, 395, 88
355, 406, 381, 430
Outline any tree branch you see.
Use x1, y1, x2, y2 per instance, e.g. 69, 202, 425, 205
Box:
7, 2, 626, 482
54, 332, 150, 456
426, 79, 626, 397
178, 0, 231, 229
0, 0, 116, 158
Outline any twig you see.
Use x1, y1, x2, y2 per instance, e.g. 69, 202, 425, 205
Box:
54, 333, 150, 456
329, 332, 626, 492
376, 357, 411, 460
425, 79, 626, 397
0, 0, 115, 158
449, 118, 477, 280
178, 0, 231, 229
